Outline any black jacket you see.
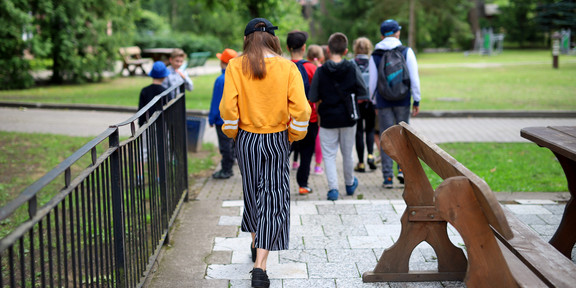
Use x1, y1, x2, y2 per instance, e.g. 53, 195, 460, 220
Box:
309, 59, 368, 128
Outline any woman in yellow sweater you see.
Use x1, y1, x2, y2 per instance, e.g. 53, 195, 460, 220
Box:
219, 18, 311, 288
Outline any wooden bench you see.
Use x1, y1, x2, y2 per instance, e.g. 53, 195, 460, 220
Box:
362, 122, 576, 287
119, 46, 152, 76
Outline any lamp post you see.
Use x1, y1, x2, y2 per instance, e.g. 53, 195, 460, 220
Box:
552, 31, 561, 69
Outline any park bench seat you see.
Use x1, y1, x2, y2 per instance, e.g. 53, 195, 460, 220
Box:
119, 46, 152, 76
362, 122, 576, 287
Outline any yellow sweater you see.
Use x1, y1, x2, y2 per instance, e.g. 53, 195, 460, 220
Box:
220, 55, 311, 142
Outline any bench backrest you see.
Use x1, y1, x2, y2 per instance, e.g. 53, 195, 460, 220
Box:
119, 46, 143, 61
381, 122, 513, 238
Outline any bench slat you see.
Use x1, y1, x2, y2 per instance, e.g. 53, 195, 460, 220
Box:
496, 207, 576, 287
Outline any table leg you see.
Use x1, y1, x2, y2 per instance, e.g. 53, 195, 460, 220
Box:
548, 154, 576, 259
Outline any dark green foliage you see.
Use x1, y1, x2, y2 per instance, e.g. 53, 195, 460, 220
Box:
0, 0, 35, 89
1, 0, 139, 87
535, 0, 576, 31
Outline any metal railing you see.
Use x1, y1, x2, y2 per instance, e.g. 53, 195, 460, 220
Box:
0, 83, 189, 287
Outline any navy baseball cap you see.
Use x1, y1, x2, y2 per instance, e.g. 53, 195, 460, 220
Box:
380, 19, 402, 36
244, 18, 279, 37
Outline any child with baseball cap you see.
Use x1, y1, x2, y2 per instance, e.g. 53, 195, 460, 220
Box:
208, 48, 238, 179
138, 61, 170, 127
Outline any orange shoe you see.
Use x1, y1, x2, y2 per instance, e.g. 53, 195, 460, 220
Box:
299, 187, 313, 195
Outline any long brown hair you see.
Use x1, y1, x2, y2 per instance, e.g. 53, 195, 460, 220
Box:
242, 22, 282, 79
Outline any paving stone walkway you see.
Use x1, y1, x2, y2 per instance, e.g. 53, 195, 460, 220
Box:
147, 116, 575, 287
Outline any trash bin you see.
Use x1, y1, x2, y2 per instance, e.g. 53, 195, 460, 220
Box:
186, 116, 206, 152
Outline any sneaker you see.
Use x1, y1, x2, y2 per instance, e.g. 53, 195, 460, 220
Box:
314, 165, 324, 175
383, 177, 393, 189
327, 189, 339, 201
367, 154, 377, 170
346, 176, 359, 196
299, 187, 313, 195
292, 162, 300, 170
212, 170, 233, 179
354, 163, 365, 172
250, 268, 270, 288
397, 168, 404, 184
251, 243, 256, 262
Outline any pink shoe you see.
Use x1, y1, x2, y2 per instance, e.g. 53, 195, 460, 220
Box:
314, 166, 324, 175
292, 162, 300, 170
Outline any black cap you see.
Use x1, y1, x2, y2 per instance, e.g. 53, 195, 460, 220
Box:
286, 30, 309, 49
244, 18, 279, 37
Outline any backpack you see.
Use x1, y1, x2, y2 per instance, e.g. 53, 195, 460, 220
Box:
295, 60, 310, 96
372, 46, 411, 101
352, 57, 370, 86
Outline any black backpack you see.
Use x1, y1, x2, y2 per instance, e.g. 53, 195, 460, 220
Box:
295, 60, 310, 96
372, 46, 410, 101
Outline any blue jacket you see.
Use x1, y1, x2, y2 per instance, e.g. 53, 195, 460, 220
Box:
208, 69, 226, 126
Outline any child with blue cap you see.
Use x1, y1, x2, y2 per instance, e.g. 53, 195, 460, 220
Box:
138, 61, 170, 127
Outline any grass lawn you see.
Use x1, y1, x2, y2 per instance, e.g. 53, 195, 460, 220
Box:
0, 131, 217, 235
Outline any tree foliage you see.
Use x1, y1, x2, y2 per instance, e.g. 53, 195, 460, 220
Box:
28, 0, 139, 84
534, 0, 576, 31
0, 0, 35, 89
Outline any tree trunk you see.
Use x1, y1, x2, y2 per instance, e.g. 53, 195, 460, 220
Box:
468, 0, 481, 50
408, 0, 416, 51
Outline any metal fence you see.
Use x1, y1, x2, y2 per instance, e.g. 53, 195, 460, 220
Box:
0, 84, 189, 287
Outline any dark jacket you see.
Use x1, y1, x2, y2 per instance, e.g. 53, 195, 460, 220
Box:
309, 59, 367, 129
138, 84, 166, 127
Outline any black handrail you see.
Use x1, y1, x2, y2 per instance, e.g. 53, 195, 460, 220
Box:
0, 83, 190, 287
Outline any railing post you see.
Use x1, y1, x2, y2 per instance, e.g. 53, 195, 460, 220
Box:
109, 130, 127, 287
180, 83, 190, 202
155, 101, 170, 242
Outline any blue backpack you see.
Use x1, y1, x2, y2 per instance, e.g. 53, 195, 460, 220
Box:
372, 46, 410, 101
295, 60, 310, 96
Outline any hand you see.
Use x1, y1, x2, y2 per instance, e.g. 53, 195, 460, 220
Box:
177, 70, 185, 79
412, 106, 420, 117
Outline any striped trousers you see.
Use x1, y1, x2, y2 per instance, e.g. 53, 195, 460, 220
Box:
236, 129, 291, 251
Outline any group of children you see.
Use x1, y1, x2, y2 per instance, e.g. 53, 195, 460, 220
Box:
138, 32, 377, 202
138, 18, 419, 288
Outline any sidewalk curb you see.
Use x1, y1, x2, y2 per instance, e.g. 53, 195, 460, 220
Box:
1, 102, 574, 118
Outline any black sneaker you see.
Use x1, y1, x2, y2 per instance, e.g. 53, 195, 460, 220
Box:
397, 168, 404, 184
367, 154, 377, 170
250, 268, 270, 288
212, 170, 233, 179
354, 163, 365, 172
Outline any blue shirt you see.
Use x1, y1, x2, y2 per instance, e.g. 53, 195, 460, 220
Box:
208, 69, 226, 126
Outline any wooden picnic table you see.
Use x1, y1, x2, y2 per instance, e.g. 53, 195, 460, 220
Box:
521, 126, 576, 259
142, 48, 175, 65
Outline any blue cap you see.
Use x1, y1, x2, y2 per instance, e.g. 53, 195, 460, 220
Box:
149, 61, 170, 79
380, 19, 401, 37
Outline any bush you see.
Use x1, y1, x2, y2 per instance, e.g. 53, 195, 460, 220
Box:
135, 33, 223, 56
0, 58, 34, 90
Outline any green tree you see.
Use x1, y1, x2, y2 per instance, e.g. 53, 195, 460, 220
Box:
534, 0, 576, 32
314, 0, 471, 52
0, 0, 35, 89
30, 0, 138, 84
